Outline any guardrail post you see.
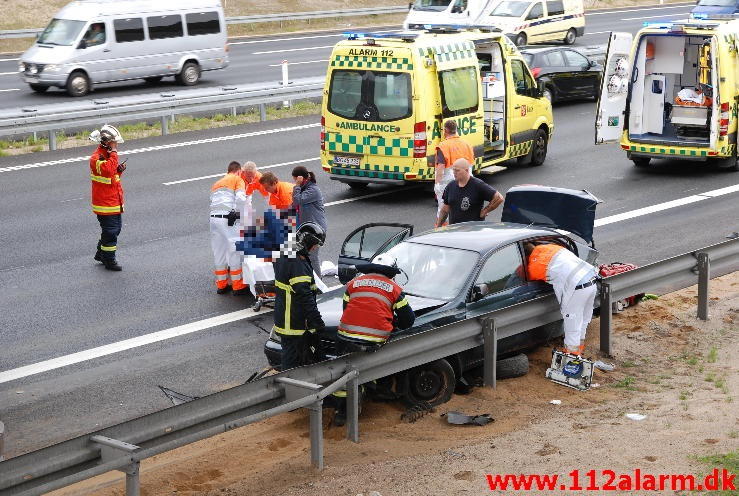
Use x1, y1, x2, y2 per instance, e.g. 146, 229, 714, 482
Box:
0, 420, 5, 462
282, 60, 290, 108
308, 402, 324, 470
49, 130, 57, 151
90, 435, 141, 496
482, 318, 497, 389
231, 106, 237, 117
697, 252, 710, 321
599, 282, 612, 356
346, 373, 360, 443
125, 461, 141, 496
259, 103, 267, 121
160, 115, 169, 136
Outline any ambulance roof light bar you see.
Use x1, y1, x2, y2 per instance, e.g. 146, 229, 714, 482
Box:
642, 20, 720, 31
344, 31, 418, 42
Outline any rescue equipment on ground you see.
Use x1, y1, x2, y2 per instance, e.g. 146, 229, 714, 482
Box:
443, 410, 494, 426
545, 349, 594, 391
598, 262, 645, 311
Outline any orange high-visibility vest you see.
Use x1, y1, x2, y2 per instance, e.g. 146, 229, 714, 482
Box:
241, 170, 268, 196
268, 181, 295, 210
527, 244, 564, 282
437, 135, 474, 168
338, 273, 404, 344
90, 146, 124, 215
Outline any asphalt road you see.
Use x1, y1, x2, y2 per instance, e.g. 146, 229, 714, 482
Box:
1, 92, 738, 457
0, 3, 695, 107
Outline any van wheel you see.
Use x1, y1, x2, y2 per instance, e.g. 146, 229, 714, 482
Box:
400, 359, 455, 407
66, 71, 90, 97
564, 28, 577, 45
530, 128, 548, 166
29, 83, 49, 93
176, 62, 201, 86
715, 155, 739, 171
144, 76, 163, 84
632, 157, 651, 168
515, 32, 527, 47
347, 181, 369, 190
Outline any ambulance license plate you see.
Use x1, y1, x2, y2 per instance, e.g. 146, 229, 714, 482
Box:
334, 155, 360, 167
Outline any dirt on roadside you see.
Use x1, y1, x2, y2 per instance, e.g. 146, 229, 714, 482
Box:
51, 271, 739, 496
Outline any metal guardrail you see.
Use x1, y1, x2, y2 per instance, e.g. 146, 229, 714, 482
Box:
0, 7, 408, 39
0, 77, 324, 149
0, 238, 736, 496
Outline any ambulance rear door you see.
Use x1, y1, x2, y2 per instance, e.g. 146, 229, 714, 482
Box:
595, 31, 632, 144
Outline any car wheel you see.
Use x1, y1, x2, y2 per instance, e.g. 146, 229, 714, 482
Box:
347, 181, 369, 190
176, 62, 200, 86
632, 157, 651, 168
29, 83, 49, 93
543, 87, 554, 103
66, 71, 90, 97
144, 76, 163, 84
564, 28, 577, 45
530, 128, 548, 166
496, 353, 530, 379
515, 32, 527, 47
400, 358, 455, 407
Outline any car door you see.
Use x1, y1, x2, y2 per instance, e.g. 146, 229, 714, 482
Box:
76, 20, 113, 83
524, 1, 545, 43
337, 223, 413, 284
508, 58, 542, 148
540, 50, 570, 99
595, 31, 633, 144
562, 49, 599, 98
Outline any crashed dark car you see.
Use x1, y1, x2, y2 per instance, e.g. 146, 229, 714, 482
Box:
264, 186, 600, 405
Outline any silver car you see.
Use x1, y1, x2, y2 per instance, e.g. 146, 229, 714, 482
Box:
18, 0, 229, 96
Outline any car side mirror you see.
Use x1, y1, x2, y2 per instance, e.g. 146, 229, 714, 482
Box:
77, 39, 87, 49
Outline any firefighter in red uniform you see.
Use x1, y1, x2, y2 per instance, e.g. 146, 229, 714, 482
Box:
89, 125, 126, 271
332, 253, 415, 425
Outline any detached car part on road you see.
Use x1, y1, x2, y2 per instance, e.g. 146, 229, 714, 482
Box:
264, 186, 600, 407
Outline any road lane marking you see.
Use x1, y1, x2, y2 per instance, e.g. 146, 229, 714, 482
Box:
164, 157, 320, 185
325, 186, 423, 206
586, 3, 693, 15
581, 31, 611, 36
253, 45, 335, 55
268, 59, 328, 67
620, 12, 691, 20
0, 58, 20, 62
0, 88, 21, 92
0, 71, 18, 75
230, 29, 396, 45
0, 123, 320, 174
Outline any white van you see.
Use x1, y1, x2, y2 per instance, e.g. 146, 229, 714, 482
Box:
18, 0, 229, 96
475, 0, 585, 46
403, 0, 499, 30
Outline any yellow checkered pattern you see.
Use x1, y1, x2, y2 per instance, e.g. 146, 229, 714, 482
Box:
325, 133, 413, 157
331, 55, 413, 71
626, 144, 735, 157
509, 140, 533, 158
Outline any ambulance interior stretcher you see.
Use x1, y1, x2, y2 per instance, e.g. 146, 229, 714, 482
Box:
627, 34, 717, 147
476, 42, 508, 160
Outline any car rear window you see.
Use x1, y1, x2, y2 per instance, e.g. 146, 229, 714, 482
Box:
328, 70, 412, 122
147, 15, 183, 40
114, 18, 144, 43
186, 11, 221, 36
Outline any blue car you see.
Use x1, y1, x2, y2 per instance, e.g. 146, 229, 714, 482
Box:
263, 186, 600, 406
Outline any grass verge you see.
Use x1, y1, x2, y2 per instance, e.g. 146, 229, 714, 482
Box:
697, 450, 738, 496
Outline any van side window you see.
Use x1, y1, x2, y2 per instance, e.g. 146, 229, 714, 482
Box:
114, 18, 144, 43
546, 0, 564, 16
147, 15, 183, 40
439, 66, 479, 117
511, 59, 536, 95
83, 23, 106, 46
186, 11, 221, 35
526, 2, 544, 20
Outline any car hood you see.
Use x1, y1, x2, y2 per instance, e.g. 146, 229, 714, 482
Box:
22, 44, 76, 64
317, 288, 447, 328
501, 185, 601, 245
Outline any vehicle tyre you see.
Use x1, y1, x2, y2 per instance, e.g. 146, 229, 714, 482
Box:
347, 181, 369, 190
400, 358, 455, 407
564, 28, 577, 45
515, 32, 527, 47
144, 76, 163, 84
66, 71, 90, 97
632, 157, 651, 168
496, 353, 530, 379
529, 128, 548, 166
715, 155, 739, 171
176, 62, 200, 86
29, 83, 49, 93
542, 87, 554, 103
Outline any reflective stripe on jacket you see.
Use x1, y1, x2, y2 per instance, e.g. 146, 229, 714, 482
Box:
338, 273, 408, 344
273, 255, 324, 336
210, 173, 247, 214
436, 135, 474, 168
90, 146, 124, 215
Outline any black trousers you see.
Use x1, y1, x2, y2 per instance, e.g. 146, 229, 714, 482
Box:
280, 333, 319, 371
96, 214, 122, 262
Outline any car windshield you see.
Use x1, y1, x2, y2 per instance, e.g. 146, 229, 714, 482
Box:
37, 19, 86, 46
697, 0, 735, 5
412, 0, 453, 11
491, 1, 532, 16
384, 242, 478, 300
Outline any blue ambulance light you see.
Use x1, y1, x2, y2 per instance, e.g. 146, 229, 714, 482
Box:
343, 32, 367, 40
642, 21, 673, 28
692, 12, 708, 19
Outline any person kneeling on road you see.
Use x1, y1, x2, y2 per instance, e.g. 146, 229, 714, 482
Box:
332, 253, 416, 426
273, 222, 326, 371
524, 241, 597, 356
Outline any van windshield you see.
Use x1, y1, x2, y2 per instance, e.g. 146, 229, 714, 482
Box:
491, 1, 532, 16
696, 0, 735, 5
412, 0, 453, 11
328, 70, 412, 122
37, 19, 86, 46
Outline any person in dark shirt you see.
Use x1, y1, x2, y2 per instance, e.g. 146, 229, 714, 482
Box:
436, 158, 504, 226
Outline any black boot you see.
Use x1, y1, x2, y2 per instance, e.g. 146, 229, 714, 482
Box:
94, 251, 103, 263
104, 260, 123, 271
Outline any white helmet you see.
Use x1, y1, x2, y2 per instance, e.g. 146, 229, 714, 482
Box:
372, 253, 398, 269
98, 124, 124, 144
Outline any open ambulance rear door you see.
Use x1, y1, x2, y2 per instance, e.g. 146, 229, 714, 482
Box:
595, 32, 633, 144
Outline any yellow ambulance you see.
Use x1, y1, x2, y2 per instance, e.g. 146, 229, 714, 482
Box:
320, 28, 554, 188
595, 18, 739, 171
